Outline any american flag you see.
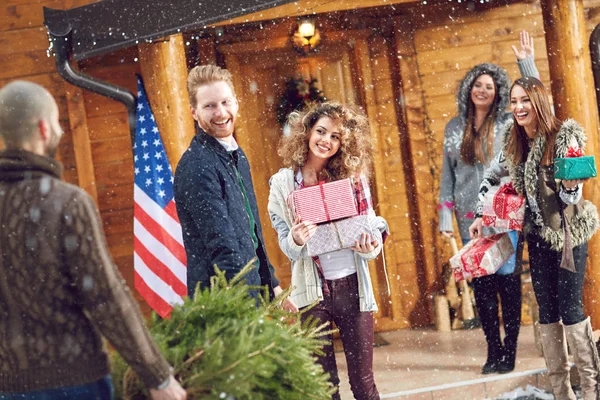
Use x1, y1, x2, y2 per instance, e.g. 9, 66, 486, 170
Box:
133, 76, 187, 318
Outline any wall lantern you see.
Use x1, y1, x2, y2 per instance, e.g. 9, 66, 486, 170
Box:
292, 18, 321, 55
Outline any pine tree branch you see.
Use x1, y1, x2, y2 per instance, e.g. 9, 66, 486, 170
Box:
187, 341, 277, 383
175, 349, 205, 374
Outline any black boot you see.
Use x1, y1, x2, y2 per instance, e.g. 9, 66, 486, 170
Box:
472, 275, 503, 375
482, 342, 503, 374
497, 344, 516, 373
497, 274, 521, 374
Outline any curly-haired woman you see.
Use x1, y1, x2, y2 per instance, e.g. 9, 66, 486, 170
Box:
438, 31, 539, 374
268, 102, 388, 400
470, 77, 599, 400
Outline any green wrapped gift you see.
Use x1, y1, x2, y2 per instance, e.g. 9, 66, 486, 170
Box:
554, 155, 597, 180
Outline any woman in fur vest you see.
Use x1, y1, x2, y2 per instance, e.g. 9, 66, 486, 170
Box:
439, 31, 538, 374
268, 102, 388, 400
470, 76, 600, 399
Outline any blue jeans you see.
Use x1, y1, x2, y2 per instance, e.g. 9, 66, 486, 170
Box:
0, 375, 113, 400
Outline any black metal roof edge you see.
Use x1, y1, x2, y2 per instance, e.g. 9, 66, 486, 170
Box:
43, 0, 299, 61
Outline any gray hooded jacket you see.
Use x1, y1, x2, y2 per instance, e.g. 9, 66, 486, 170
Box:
438, 56, 538, 240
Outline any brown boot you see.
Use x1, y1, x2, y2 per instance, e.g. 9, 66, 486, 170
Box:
539, 321, 576, 400
564, 317, 599, 400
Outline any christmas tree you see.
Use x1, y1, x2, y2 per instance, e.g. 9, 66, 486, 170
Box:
112, 263, 335, 399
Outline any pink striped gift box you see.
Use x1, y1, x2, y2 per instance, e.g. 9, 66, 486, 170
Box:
288, 178, 358, 224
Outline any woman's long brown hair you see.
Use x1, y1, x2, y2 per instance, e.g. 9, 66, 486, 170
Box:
505, 77, 560, 166
460, 75, 498, 166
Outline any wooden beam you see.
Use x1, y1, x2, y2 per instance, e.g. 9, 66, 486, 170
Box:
540, 0, 600, 327
213, 0, 418, 26
63, 81, 98, 202
138, 34, 195, 171
393, 16, 445, 302
388, 22, 435, 326
352, 38, 412, 329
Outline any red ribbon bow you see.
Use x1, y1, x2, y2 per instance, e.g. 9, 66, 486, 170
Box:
566, 146, 584, 158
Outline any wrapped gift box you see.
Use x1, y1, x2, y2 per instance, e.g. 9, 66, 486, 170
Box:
450, 233, 515, 282
288, 178, 358, 224
305, 215, 374, 257
554, 155, 597, 180
450, 239, 477, 282
482, 183, 525, 231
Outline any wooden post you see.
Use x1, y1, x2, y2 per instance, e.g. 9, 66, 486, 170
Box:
138, 34, 195, 171
540, 0, 600, 327
63, 81, 98, 203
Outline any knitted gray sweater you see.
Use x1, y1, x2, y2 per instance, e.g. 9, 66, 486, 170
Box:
438, 56, 538, 240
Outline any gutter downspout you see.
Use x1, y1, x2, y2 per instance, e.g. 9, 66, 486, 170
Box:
44, 7, 137, 144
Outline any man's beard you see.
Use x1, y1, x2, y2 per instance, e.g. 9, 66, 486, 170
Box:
46, 131, 60, 159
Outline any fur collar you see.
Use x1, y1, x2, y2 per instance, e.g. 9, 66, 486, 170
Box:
554, 119, 586, 157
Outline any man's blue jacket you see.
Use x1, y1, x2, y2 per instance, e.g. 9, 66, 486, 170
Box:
174, 128, 280, 298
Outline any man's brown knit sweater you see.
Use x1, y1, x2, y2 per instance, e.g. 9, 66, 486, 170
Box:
0, 149, 171, 393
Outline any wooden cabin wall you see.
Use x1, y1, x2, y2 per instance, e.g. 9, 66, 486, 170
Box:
0, 0, 151, 313
0, 1, 79, 185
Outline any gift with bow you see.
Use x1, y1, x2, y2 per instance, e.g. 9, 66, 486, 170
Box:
287, 178, 358, 224
554, 146, 597, 180
482, 182, 525, 231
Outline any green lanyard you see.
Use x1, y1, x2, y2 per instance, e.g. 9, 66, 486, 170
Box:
229, 151, 259, 252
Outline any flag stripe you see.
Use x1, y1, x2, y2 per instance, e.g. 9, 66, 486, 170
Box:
134, 271, 174, 319
134, 253, 184, 306
134, 218, 187, 285
134, 200, 186, 265
134, 185, 184, 246
164, 200, 180, 223
134, 237, 187, 296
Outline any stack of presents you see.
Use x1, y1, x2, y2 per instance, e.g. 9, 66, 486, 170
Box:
451, 146, 597, 281
287, 177, 373, 257
450, 182, 523, 281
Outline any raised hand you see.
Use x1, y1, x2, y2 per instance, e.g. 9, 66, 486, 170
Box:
511, 30, 534, 60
